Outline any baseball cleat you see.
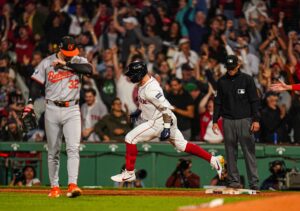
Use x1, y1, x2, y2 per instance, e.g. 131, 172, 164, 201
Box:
66, 183, 82, 198
111, 169, 136, 182
210, 155, 225, 179
48, 186, 61, 198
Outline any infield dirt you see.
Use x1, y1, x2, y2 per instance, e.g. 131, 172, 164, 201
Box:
0, 188, 290, 197
197, 194, 300, 211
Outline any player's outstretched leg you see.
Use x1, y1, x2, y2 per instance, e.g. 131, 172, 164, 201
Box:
111, 143, 137, 182
184, 142, 225, 179
186, 142, 225, 178
171, 128, 225, 178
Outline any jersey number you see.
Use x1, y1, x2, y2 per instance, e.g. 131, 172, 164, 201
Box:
69, 79, 79, 89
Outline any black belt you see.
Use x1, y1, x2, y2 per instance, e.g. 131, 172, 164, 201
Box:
46, 99, 79, 107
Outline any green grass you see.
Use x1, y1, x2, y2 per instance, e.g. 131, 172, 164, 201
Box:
0, 192, 250, 211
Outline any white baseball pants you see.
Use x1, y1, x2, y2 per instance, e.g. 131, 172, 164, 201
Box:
125, 114, 188, 151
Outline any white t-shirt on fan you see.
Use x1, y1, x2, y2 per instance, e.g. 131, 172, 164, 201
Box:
115, 74, 137, 113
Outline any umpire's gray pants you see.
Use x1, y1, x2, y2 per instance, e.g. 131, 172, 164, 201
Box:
223, 118, 259, 188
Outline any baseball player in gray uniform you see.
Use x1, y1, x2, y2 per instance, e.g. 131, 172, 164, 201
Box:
111, 61, 224, 182
23, 36, 92, 198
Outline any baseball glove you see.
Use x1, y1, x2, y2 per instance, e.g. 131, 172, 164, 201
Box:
22, 107, 38, 132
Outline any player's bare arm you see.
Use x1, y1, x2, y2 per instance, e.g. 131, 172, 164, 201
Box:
160, 108, 172, 141
269, 80, 292, 92
173, 105, 194, 118
212, 80, 222, 135
22, 65, 45, 116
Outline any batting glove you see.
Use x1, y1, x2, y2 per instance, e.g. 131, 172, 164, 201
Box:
160, 122, 171, 141
160, 128, 170, 141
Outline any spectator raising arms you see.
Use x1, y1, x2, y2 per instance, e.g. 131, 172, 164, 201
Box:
112, 8, 139, 63
260, 92, 288, 144
173, 38, 199, 79
199, 83, 223, 143
112, 46, 137, 113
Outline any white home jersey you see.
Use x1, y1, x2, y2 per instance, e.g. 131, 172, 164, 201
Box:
138, 77, 173, 121
31, 54, 88, 101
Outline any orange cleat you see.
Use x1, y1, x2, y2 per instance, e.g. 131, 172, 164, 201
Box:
48, 186, 61, 198
66, 183, 82, 198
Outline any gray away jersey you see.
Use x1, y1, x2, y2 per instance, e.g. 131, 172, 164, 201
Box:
31, 54, 88, 101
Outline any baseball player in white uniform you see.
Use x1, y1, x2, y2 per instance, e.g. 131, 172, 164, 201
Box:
111, 61, 224, 182
23, 36, 93, 198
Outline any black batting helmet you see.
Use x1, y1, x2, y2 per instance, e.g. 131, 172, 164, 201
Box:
125, 61, 148, 83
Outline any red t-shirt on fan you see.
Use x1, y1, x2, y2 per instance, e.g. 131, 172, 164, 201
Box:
14, 38, 34, 64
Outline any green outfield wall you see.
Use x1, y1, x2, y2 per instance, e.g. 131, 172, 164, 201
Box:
1, 142, 300, 188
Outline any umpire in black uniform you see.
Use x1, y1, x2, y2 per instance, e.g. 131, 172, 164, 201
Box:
212, 55, 260, 190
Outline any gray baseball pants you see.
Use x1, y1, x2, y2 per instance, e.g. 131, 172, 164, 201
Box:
45, 103, 81, 187
223, 118, 259, 189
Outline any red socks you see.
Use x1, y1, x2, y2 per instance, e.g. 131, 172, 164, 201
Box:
184, 142, 212, 162
125, 142, 211, 170
125, 143, 138, 171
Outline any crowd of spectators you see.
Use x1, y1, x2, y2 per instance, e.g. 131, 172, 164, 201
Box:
0, 0, 300, 144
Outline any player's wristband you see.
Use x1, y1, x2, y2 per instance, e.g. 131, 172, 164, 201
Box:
164, 123, 171, 129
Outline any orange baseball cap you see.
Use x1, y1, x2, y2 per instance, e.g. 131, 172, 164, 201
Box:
59, 36, 79, 57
